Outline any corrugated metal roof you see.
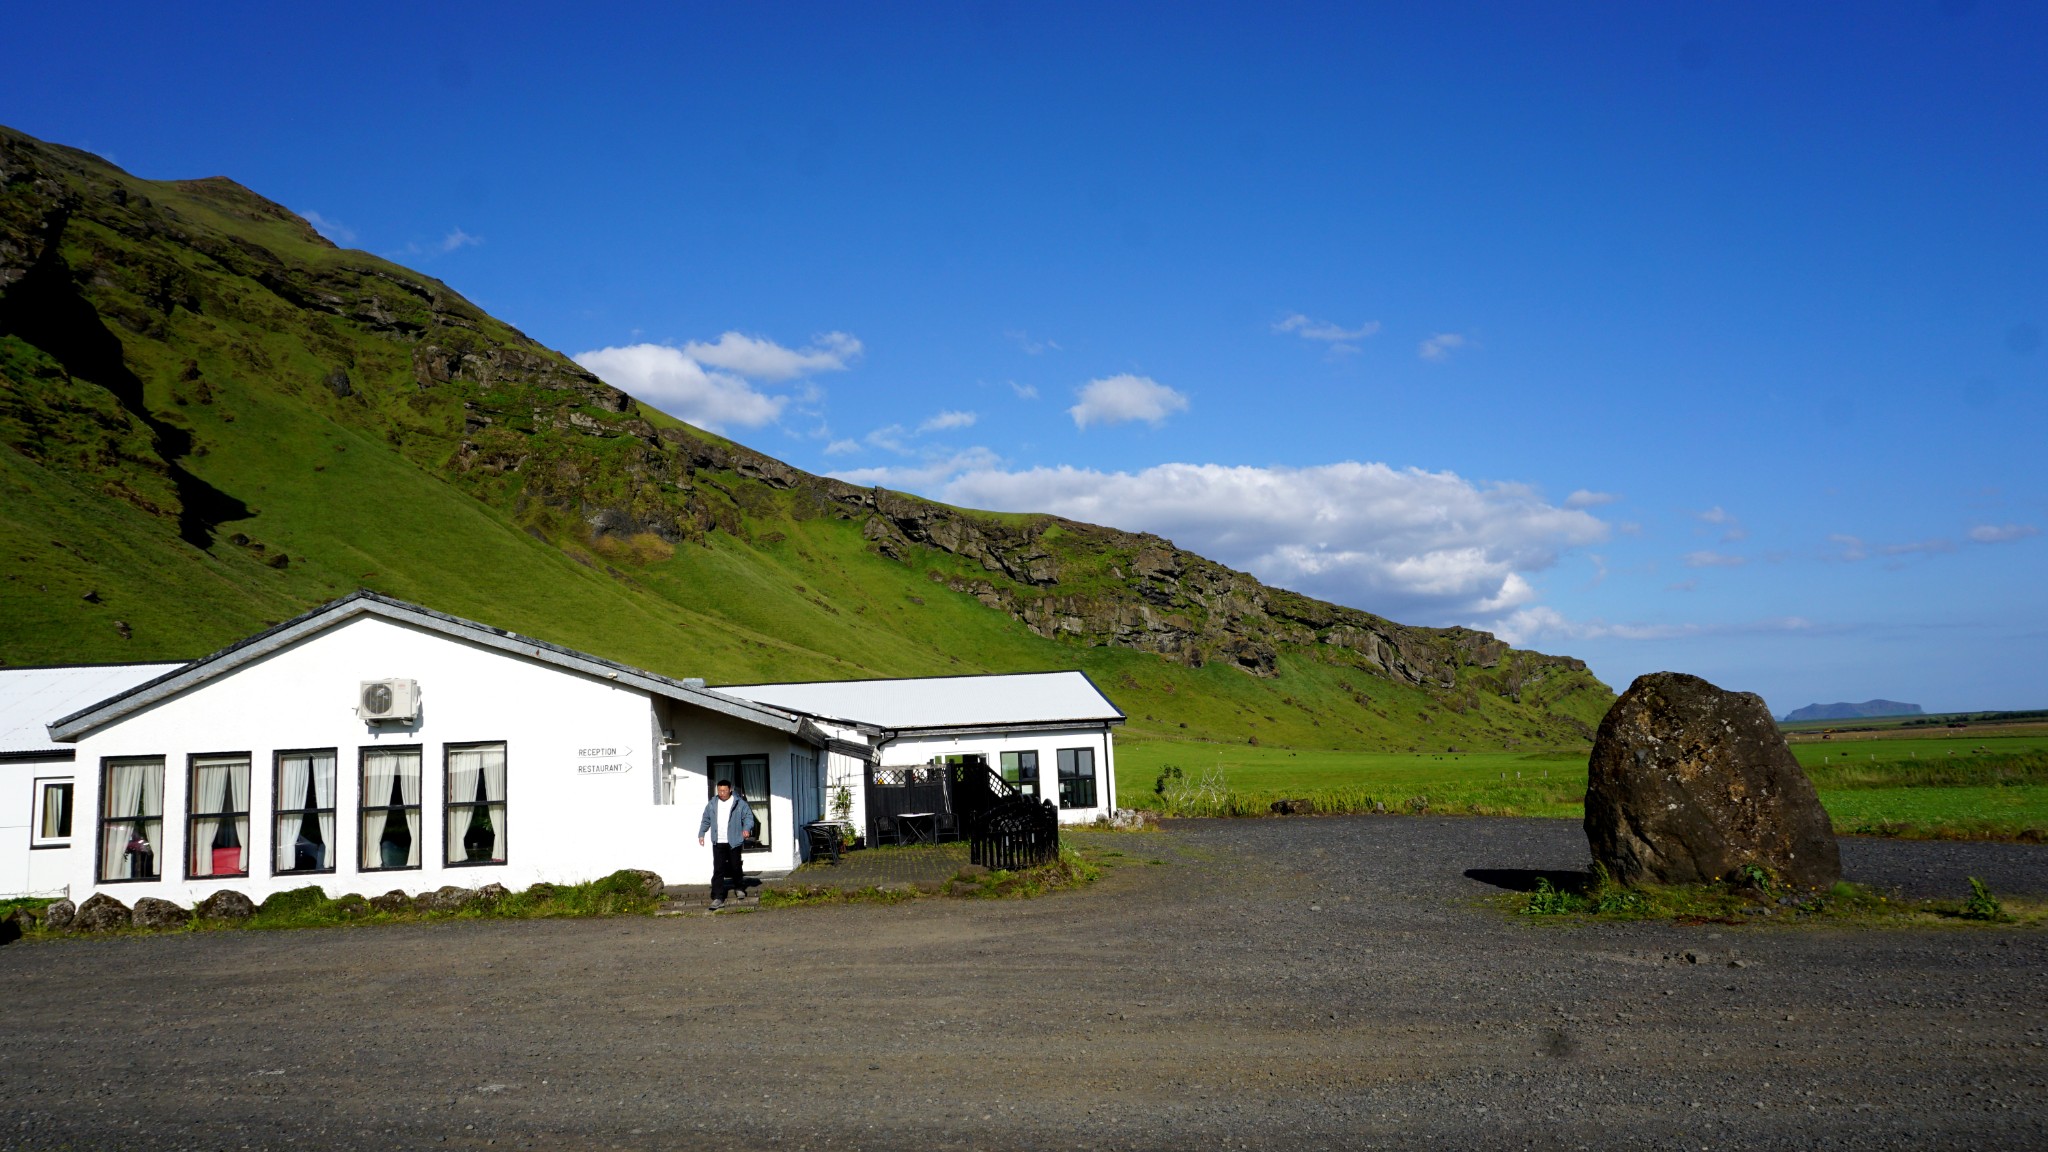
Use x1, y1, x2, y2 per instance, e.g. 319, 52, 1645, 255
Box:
0, 663, 187, 755
716, 671, 1124, 732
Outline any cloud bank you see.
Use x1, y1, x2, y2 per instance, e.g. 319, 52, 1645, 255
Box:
833, 457, 1608, 620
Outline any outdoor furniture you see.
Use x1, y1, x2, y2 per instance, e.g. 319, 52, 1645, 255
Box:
897, 811, 939, 846
804, 821, 844, 865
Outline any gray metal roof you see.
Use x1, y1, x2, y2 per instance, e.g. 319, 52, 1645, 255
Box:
45, 591, 815, 743
0, 663, 188, 758
716, 671, 1126, 734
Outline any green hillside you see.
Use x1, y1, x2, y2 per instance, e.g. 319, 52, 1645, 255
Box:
0, 123, 1613, 759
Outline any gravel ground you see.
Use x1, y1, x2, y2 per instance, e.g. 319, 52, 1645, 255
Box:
3, 816, 2045, 1151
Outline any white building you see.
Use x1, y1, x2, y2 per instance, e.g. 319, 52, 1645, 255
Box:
4, 591, 1124, 905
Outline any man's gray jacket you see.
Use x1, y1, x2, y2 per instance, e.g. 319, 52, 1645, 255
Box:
699, 796, 759, 846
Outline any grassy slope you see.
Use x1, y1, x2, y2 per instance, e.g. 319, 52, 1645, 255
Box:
0, 128, 1616, 767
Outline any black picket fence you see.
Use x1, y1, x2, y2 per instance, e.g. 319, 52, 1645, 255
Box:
969, 796, 1061, 871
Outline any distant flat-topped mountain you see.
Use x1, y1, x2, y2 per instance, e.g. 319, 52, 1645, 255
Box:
0, 122, 1613, 752
1781, 700, 1925, 723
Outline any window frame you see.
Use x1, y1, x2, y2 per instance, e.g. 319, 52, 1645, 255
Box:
1056, 746, 1099, 810
96, 755, 165, 884
30, 776, 74, 849
359, 745, 425, 874
185, 751, 253, 881
442, 741, 509, 869
1000, 750, 1042, 800
706, 753, 772, 852
273, 748, 339, 877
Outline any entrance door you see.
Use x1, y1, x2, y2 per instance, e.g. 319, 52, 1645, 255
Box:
707, 755, 771, 852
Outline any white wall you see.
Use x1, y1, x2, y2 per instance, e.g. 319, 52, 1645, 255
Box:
0, 758, 78, 898
879, 725, 1118, 825
62, 615, 800, 906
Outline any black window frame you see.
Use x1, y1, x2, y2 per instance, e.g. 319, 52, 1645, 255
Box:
1000, 750, 1041, 799
706, 754, 772, 853
273, 748, 339, 877
359, 745, 424, 873
96, 755, 165, 884
1056, 747, 1098, 810
185, 751, 253, 881
443, 741, 509, 868
31, 776, 74, 848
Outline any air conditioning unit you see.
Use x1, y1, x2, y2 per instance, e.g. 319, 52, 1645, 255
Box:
357, 678, 420, 722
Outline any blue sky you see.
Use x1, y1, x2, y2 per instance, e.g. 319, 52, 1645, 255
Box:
8, 2, 2044, 713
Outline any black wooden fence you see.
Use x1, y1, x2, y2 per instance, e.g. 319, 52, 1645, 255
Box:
970, 796, 1061, 870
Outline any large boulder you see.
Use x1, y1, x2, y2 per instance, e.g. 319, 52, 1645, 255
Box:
195, 890, 257, 923
74, 893, 133, 932
132, 897, 192, 930
1587, 672, 1841, 889
42, 899, 75, 931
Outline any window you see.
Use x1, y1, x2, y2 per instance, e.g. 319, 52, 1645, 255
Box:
361, 747, 422, 871
32, 778, 73, 847
98, 756, 164, 882
275, 750, 337, 874
1057, 747, 1098, 809
188, 754, 251, 879
1000, 750, 1041, 799
707, 754, 771, 851
445, 743, 507, 866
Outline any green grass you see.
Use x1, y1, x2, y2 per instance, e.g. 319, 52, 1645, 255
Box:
1116, 733, 2048, 840
1510, 872, 2045, 929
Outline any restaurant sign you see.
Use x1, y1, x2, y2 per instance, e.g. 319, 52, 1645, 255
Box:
576, 745, 634, 775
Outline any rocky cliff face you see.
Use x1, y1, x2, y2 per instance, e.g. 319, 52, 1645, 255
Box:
0, 123, 1598, 714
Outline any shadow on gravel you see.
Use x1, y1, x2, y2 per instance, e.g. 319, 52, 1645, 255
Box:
1464, 867, 1593, 893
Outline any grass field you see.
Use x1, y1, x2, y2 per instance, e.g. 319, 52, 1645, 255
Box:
1115, 726, 2048, 840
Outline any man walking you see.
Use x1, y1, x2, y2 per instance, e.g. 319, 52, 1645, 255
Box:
698, 778, 757, 910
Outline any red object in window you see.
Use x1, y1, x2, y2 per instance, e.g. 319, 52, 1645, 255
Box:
212, 846, 243, 875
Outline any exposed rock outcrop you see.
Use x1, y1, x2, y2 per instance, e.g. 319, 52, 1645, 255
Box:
1585, 672, 1841, 889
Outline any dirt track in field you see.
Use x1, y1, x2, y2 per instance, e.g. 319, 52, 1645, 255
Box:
3, 816, 2045, 1150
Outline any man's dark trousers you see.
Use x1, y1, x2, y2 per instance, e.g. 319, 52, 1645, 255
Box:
711, 842, 745, 900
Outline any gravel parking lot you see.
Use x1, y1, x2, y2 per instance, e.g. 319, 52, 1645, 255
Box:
3, 816, 2045, 1150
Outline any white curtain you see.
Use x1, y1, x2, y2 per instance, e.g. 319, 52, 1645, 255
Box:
276, 754, 307, 873
101, 758, 162, 880
397, 751, 422, 867
314, 752, 336, 871
361, 751, 397, 869
277, 752, 337, 872
445, 745, 505, 864
190, 756, 247, 876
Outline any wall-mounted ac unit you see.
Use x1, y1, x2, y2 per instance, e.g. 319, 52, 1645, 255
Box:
358, 678, 420, 722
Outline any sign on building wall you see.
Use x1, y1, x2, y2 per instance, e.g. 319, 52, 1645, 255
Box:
576, 745, 633, 775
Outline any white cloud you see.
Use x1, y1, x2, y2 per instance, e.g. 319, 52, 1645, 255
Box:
1493, 606, 1819, 646
1006, 330, 1060, 355
573, 330, 861, 433
1010, 382, 1040, 400
1697, 505, 1747, 542
1067, 374, 1189, 429
1968, 523, 2039, 544
573, 344, 785, 432
1684, 550, 1747, 568
832, 457, 1609, 620
439, 227, 482, 253
864, 424, 911, 454
681, 331, 861, 382
833, 447, 1005, 491
823, 439, 862, 456
1880, 537, 1957, 557
1829, 533, 1868, 562
918, 410, 978, 433
1275, 314, 1381, 343
1418, 332, 1467, 361
301, 211, 355, 244
1564, 489, 1619, 509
